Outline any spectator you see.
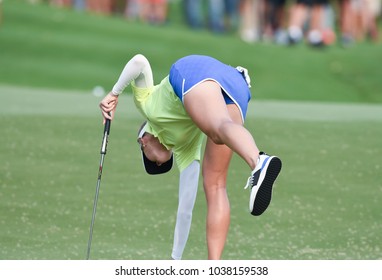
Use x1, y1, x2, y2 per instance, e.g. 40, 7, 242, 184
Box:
139, 0, 168, 24
365, 0, 381, 42
73, 0, 86, 11
50, 0, 72, 7
86, 0, 114, 15
224, 0, 241, 32
307, 1, 336, 46
350, 0, 368, 41
350, 0, 381, 42
208, 0, 226, 33
338, 0, 381, 46
182, 0, 240, 33
124, 0, 140, 20
339, 0, 355, 46
30, 0, 381, 47
239, 0, 263, 42
207, 0, 240, 33
262, 0, 287, 43
287, 0, 336, 47
287, 0, 311, 44
183, 0, 204, 29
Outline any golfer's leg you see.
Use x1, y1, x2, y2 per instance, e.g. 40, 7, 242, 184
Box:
202, 138, 232, 260
172, 160, 200, 260
183, 81, 260, 170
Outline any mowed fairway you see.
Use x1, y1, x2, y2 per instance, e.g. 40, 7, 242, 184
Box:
1, 85, 381, 260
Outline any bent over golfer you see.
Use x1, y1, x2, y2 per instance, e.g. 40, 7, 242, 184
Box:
99, 54, 282, 260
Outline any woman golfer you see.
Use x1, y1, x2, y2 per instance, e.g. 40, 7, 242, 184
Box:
99, 54, 282, 260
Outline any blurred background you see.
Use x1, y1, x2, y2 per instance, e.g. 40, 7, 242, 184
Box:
0, 0, 381, 260
20, 0, 382, 47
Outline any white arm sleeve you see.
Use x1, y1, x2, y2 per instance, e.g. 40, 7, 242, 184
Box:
111, 54, 154, 95
171, 160, 200, 260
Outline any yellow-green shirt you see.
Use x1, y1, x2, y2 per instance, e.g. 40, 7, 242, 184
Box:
132, 76, 205, 172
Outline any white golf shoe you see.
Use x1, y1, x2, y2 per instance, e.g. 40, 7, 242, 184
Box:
244, 152, 282, 216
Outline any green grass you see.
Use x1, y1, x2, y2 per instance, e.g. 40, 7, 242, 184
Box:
0, 1, 381, 260
1, 86, 381, 260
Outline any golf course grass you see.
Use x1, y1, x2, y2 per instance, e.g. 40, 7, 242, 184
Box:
0, 1, 381, 260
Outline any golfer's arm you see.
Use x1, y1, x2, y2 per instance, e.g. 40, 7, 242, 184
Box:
171, 160, 200, 260
112, 54, 154, 95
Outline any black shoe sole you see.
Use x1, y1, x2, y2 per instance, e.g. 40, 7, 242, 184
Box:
251, 157, 282, 216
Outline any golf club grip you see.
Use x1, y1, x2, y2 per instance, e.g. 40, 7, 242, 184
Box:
104, 118, 111, 135
100, 119, 111, 154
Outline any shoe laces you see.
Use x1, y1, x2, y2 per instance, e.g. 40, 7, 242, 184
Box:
244, 152, 265, 190
244, 175, 253, 190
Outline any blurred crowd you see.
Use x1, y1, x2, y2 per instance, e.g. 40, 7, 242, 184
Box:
25, 0, 381, 47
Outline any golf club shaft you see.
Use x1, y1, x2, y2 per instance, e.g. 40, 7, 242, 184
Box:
86, 118, 111, 260
86, 154, 105, 260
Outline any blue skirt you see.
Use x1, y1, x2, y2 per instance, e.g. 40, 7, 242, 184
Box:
169, 55, 252, 121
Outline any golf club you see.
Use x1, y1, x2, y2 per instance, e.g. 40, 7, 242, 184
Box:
86, 117, 111, 260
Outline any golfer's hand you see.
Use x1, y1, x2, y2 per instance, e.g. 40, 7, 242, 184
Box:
99, 92, 119, 122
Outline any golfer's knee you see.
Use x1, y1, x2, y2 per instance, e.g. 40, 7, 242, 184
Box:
208, 133, 222, 145
203, 177, 226, 192
206, 120, 231, 145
